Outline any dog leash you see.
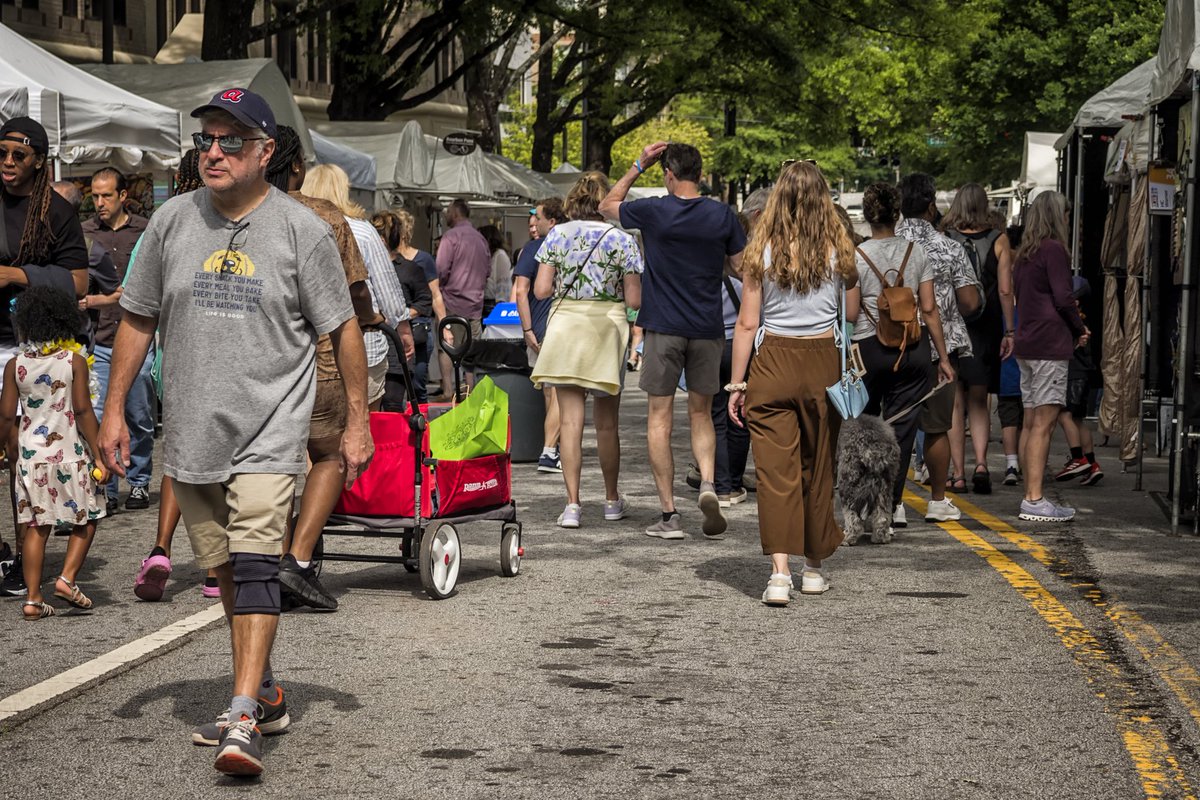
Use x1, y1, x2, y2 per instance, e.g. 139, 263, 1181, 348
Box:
883, 379, 953, 426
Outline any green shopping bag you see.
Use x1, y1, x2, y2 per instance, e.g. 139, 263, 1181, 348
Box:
427, 376, 510, 460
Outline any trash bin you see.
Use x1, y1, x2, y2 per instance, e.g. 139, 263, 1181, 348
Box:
465, 338, 545, 464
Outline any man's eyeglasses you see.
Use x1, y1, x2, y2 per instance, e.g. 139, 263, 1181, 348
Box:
192, 132, 267, 155
218, 222, 250, 275
0, 147, 34, 165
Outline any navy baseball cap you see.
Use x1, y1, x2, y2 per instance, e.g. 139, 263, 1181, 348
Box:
1071, 275, 1091, 300
190, 88, 277, 139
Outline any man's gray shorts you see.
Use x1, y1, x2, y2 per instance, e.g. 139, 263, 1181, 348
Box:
1018, 358, 1068, 408
639, 331, 723, 396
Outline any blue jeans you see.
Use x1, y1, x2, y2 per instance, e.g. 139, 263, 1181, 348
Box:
93, 344, 156, 498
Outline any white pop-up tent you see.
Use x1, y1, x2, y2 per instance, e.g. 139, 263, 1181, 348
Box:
79, 58, 314, 163
311, 130, 376, 192
1056, 58, 1155, 149
0, 24, 182, 172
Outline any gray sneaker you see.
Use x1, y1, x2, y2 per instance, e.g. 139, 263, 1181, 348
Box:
192, 687, 290, 746
697, 481, 727, 537
213, 716, 263, 777
644, 513, 685, 540
1019, 497, 1076, 522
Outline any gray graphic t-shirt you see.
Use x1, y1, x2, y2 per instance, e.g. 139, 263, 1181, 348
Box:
121, 187, 354, 483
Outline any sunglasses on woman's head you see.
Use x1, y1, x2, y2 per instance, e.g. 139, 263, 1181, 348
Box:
782, 158, 818, 168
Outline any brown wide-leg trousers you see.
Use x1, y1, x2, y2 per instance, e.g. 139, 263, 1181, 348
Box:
745, 334, 842, 559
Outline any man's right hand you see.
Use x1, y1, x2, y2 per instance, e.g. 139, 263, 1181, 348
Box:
524, 329, 540, 353
640, 142, 669, 169
98, 413, 130, 478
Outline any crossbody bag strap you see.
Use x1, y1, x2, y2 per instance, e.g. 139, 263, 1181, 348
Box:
723, 276, 741, 313
548, 225, 616, 324
835, 278, 847, 373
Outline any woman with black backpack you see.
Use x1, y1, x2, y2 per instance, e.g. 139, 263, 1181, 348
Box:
853, 183, 954, 532
942, 183, 1015, 494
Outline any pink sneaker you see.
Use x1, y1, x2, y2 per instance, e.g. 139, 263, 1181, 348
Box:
202, 578, 221, 599
133, 554, 172, 602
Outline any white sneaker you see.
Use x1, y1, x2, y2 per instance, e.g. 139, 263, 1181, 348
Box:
761, 573, 793, 606
912, 462, 929, 484
800, 567, 831, 594
924, 497, 962, 522
892, 503, 907, 528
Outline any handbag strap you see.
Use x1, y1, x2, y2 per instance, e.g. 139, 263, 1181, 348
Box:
834, 277, 848, 374
723, 276, 742, 313
548, 225, 616, 324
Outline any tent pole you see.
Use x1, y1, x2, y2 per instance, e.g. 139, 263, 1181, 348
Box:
1172, 73, 1200, 533
1072, 133, 1084, 274
1137, 111, 1157, 493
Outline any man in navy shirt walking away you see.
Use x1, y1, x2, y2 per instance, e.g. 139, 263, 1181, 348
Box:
601, 142, 747, 540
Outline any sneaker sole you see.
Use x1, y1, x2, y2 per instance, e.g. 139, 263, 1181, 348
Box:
134, 564, 171, 602
800, 582, 830, 595
1081, 474, 1104, 486
537, 466, 563, 473
761, 595, 790, 606
557, 520, 580, 529
924, 514, 962, 522
1018, 512, 1075, 522
603, 512, 627, 521
698, 492, 727, 537
1054, 468, 1090, 481
278, 571, 338, 611
643, 530, 685, 540
214, 748, 263, 776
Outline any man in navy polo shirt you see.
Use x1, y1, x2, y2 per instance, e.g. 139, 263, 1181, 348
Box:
600, 142, 746, 540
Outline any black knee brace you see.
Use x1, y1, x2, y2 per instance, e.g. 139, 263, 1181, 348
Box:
230, 553, 281, 616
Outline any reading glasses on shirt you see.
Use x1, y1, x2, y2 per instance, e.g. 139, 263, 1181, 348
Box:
192, 132, 267, 155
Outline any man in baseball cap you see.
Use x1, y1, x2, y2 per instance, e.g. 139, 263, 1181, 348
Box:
191, 87, 278, 139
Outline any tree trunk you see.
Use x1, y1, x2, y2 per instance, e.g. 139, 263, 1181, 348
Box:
465, 59, 503, 154
584, 119, 616, 175
201, 0, 257, 60
326, 1, 393, 120
530, 18, 559, 172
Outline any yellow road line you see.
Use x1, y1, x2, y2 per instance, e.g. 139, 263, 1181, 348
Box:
945, 490, 1200, 734
905, 490, 1195, 800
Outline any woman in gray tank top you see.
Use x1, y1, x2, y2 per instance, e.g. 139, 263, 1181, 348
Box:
726, 161, 859, 606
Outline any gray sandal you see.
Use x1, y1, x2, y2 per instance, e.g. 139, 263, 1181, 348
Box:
22, 601, 55, 620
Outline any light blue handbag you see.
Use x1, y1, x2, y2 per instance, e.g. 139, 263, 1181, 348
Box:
825, 283, 869, 419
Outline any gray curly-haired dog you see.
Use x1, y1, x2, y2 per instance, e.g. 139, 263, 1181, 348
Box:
837, 414, 901, 545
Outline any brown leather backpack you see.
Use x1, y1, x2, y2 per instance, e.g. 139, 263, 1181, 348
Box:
857, 242, 920, 370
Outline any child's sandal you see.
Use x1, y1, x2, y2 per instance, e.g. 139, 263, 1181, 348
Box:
53, 578, 93, 610
22, 601, 55, 620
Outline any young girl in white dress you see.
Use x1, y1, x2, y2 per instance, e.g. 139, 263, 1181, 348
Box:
0, 286, 108, 619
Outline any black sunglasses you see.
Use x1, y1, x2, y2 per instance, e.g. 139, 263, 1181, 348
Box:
192, 132, 267, 155
0, 146, 34, 164
782, 158, 818, 168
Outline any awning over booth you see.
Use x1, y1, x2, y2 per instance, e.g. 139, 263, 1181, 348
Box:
311, 131, 376, 192
1056, 58, 1155, 148
1020, 132, 1060, 191
0, 84, 28, 122
1151, 0, 1200, 105
79, 58, 314, 163
0, 23, 182, 171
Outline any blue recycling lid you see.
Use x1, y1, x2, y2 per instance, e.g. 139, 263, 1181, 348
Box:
483, 302, 521, 326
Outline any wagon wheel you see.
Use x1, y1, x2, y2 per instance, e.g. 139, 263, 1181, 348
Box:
500, 523, 521, 577
419, 523, 461, 599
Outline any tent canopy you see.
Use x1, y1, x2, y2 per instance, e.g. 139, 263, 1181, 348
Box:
318, 120, 555, 204
310, 131, 376, 192
1021, 132, 1061, 189
1057, 58, 1155, 148
0, 23, 181, 171
1151, 0, 1200, 106
79, 59, 314, 163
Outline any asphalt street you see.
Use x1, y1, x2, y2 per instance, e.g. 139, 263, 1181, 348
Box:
2, 388, 1200, 799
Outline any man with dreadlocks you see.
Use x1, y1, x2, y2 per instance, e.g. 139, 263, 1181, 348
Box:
265, 124, 383, 612
0, 117, 89, 598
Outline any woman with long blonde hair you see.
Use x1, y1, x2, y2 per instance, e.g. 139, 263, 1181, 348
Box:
728, 161, 859, 605
1009, 190, 1087, 523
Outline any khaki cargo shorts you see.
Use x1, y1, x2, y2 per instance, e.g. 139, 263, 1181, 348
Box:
174, 473, 297, 570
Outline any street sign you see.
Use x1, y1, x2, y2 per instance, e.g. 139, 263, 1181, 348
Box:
443, 131, 478, 156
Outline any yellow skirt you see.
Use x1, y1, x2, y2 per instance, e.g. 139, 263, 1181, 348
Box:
531, 299, 629, 396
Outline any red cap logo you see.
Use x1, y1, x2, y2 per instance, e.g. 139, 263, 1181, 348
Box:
220, 89, 244, 103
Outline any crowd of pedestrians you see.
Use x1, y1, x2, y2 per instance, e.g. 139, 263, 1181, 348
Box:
0, 84, 1100, 776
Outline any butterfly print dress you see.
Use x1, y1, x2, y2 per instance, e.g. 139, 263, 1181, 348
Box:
14, 349, 106, 527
